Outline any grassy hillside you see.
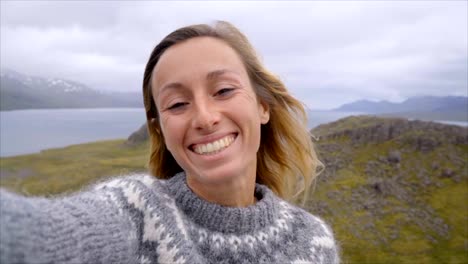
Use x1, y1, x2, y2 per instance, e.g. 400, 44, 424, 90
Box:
1, 115, 467, 263
0, 140, 149, 196
309, 116, 468, 264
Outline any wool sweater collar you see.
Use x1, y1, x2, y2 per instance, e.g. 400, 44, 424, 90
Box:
165, 172, 280, 234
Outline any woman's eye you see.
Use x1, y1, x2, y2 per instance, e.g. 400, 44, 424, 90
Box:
215, 88, 234, 96
168, 102, 188, 110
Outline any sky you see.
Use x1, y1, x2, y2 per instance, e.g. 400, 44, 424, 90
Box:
1, 1, 467, 109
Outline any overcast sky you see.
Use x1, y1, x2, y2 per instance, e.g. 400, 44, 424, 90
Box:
1, 1, 467, 109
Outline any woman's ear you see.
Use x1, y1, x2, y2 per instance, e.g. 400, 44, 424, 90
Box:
259, 100, 270, 124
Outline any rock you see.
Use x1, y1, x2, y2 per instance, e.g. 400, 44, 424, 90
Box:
377, 156, 387, 163
310, 201, 329, 215
416, 136, 440, 152
312, 116, 468, 150
326, 190, 340, 200
389, 231, 399, 240
422, 176, 432, 187
440, 168, 455, 178
126, 123, 149, 146
387, 150, 402, 163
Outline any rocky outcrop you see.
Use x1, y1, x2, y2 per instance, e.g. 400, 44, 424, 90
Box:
387, 150, 401, 163
312, 115, 468, 150
125, 123, 148, 146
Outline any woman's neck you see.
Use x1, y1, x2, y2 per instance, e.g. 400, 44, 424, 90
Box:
186, 173, 257, 207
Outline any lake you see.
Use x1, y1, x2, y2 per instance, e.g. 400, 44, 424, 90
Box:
3, 108, 464, 157
0, 108, 146, 157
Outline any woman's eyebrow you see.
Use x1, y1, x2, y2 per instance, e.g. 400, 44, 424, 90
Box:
155, 82, 185, 101
206, 69, 241, 81
158, 82, 185, 98
158, 69, 241, 99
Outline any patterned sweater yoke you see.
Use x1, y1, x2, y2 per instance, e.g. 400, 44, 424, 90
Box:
0, 172, 339, 264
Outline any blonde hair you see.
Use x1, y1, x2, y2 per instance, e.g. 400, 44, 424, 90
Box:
142, 21, 321, 201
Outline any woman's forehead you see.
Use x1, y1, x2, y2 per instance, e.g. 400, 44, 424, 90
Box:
151, 37, 249, 94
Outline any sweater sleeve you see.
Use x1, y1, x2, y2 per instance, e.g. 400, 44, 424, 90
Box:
308, 214, 340, 264
0, 188, 139, 264
321, 219, 340, 264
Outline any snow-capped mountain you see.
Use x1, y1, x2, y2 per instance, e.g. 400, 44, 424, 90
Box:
45, 78, 87, 93
1, 68, 96, 93
0, 68, 142, 110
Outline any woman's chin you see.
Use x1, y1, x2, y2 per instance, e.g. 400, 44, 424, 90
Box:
186, 167, 239, 185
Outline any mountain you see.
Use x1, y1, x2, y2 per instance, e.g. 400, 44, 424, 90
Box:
335, 96, 467, 122
335, 99, 397, 113
0, 68, 143, 110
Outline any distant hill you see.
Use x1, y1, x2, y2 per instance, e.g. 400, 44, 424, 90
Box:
334, 96, 467, 122
0, 68, 143, 111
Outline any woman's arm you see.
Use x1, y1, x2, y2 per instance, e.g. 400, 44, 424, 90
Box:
0, 189, 138, 264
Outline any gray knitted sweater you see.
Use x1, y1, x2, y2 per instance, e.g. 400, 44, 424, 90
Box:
0, 172, 339, 264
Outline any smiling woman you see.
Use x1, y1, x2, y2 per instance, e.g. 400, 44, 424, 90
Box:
1, 21, 339, 264
151, 36, 270, 207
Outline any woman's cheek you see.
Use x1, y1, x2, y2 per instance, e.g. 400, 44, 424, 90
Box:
161, 115, 185, 145
160, 115, 175, 146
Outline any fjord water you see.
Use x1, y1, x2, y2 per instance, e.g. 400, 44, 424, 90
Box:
2, 108, 465, 157
1, 108, 363, 157
0, 108, 377, 157
0, 108, 146, 157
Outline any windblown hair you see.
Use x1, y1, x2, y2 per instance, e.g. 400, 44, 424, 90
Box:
142, 21, 322, 201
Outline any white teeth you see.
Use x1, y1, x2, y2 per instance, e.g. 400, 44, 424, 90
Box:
206, 143, 214, 152
214, 141, 220, 150
193, 135, 235, 155
201, 145, 208, 154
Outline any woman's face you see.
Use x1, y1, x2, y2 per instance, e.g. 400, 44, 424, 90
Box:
151, 37, 269, 186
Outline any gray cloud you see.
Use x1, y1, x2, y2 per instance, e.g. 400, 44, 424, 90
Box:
1, 1, 466, 109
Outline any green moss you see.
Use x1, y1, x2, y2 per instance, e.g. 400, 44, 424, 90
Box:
429, 184, 468, 263
333, 169, 367, 189
0, 139, 150, 196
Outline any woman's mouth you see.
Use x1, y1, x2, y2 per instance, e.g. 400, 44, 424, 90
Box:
191, 134, 237, 155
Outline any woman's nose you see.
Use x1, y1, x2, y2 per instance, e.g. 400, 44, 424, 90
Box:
192, 100, 220, 131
